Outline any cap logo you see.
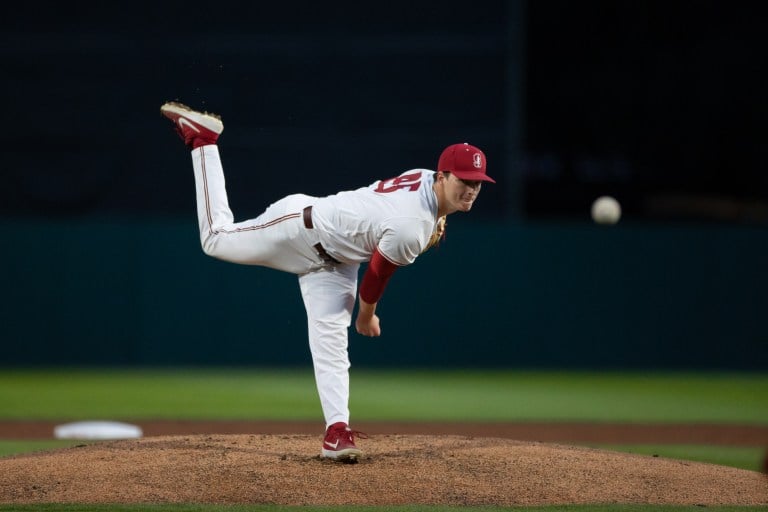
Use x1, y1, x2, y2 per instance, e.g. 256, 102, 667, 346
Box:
472, 153, 483, 169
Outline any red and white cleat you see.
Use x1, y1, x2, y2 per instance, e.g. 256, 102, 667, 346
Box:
160, 101, 223, 149
321, 422, 366, 462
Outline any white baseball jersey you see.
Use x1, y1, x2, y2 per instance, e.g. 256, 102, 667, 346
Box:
311, 169, 439, 266
189, 146, 439, 430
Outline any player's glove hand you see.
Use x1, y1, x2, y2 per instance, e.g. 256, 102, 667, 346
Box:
422, 216, 446, 253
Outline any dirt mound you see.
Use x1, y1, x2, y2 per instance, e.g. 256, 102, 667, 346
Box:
1, 434, 766, 506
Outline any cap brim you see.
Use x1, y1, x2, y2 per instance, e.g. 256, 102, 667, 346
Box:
451, 171, 496, 183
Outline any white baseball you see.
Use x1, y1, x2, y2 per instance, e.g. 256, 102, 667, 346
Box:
591, 196, 621, 224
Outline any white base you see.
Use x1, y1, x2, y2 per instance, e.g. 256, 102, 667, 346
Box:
54, 421, 143, 440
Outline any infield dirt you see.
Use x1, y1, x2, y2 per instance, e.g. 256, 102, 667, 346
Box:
0, 422, 766, 506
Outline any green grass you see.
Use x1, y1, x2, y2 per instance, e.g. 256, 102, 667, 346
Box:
588, 443, 766, 472
1, 368, 766, 423
350, 370, 768, 423
0, 440, 87, 458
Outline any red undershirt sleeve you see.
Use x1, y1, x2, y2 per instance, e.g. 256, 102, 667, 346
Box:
359, 248, 399, 304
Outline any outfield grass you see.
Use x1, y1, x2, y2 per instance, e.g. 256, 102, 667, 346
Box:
1, 368, 766, 423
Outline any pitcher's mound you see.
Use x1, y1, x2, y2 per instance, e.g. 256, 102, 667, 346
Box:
1, 434, 766, 506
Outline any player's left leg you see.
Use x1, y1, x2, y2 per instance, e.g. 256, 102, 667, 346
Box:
163, 101, 323, 275
298, 263, 359, 428
190, 146, 321, 273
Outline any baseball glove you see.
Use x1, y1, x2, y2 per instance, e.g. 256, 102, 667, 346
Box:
422, 216, 447, 253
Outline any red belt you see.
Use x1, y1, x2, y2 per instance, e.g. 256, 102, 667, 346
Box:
302, 206, 315, 229
303, 206, 341, 265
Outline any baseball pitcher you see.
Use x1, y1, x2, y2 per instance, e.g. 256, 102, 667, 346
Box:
160, 101, 495, 461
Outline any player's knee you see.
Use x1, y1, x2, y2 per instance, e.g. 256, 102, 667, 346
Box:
200, 240, 216, 258
314, 352, 351, 371
309, 326, 350, 365
200, 234, 224, 260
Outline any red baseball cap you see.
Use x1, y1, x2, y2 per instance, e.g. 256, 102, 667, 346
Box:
437, 143, 495, 183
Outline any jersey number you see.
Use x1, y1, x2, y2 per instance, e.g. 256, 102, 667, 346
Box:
374, 172, 422, 193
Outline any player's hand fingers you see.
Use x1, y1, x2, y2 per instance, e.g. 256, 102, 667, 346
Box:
356, 325, 380, 337
355, 316, 381, 337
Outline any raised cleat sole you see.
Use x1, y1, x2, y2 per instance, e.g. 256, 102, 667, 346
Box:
160, 101, 223, 133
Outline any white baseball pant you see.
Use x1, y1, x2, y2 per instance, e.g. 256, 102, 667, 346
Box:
191, 145, 360, 427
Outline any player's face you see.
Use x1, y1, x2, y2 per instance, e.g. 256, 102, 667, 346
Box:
446, 173, 482, 212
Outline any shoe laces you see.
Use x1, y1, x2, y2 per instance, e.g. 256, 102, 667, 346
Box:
329, 423, 368, 442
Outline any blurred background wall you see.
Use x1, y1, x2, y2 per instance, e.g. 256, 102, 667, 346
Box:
1, 1, 765, 368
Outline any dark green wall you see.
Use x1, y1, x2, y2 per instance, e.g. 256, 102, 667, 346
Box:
2, 218, 766, 369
